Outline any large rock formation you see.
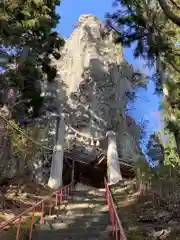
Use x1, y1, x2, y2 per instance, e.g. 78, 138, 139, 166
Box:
51, 14, 142, 163
0, 14, 144, 185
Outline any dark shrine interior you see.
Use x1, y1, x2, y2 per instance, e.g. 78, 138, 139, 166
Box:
63, 154, 135, 188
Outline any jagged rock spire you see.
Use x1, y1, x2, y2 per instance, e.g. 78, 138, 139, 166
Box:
52, 14, 142, 163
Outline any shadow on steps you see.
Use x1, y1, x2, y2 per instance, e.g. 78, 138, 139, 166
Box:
32, 188, 115, 239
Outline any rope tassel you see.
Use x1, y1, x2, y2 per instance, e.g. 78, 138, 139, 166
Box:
90, 138, 94, 146
96, 140, 100, 146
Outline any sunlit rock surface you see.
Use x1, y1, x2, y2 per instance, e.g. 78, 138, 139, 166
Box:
52, 14, 141, 163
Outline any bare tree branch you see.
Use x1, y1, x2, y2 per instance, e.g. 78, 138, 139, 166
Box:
169, 0, 180, 10
158, 0, 180, 27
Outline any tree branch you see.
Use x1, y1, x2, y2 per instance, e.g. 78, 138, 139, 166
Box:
158, 0, 180, 27
167, 59, 180, 73
169, 0, 180, 10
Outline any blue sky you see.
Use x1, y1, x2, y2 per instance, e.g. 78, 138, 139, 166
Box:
56, 0, 161, 147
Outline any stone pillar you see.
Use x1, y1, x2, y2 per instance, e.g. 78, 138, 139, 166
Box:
106, 131, 122, 185
48, 114, 65, 189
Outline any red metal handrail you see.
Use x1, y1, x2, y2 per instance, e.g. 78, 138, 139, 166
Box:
0, 183, 73, 240
104, 178, 127, 240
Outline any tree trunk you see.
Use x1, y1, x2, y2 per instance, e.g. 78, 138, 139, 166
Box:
157, 58, 180, 158
0, 87, 18, 181
48, 114, 65, 189
106, 131, 122, 185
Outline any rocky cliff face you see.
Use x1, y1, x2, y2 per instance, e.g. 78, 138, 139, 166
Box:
0, 14, 143, 184
51, 14, 142, 163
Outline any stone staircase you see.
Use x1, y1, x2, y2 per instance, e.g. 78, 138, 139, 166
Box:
32, 184, 112, 239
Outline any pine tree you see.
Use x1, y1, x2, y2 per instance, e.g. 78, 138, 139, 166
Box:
163, 131, 179, 166
107, 0, 180, 158
0, 0, 64, 118
106, 0, 179, 67
146, 132, 164, 166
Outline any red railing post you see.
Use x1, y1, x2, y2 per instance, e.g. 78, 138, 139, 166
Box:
16, 216, 22, 240
112, 209, 116, 233
64, 188, 66, 200
40, 202, 44, 224
55, 192, 58, 206
29, 208, 35, 240
115, 221, 118, 240
59, 191, 61, 204
60, 190, 63, 203
49, 198, 52, 216
104, 178, 127, 240
110, 202, 115, 231
0, 182, 74, 238
67, 185, 69, 197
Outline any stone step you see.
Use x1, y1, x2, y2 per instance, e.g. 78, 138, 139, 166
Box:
44, 213, 109, 223
59, 203, 107, 211
44, 213, 110, 220
44, 219, 109, 229
35, 222, 109, 231
56, 190, 105, 199
72, 190, 105, 197
71, 194, 105, 200
43, 215, 109, 228
32, 187, 112, 239
57, 194, 105, 203
39, 219, 109, 228
53, 210, 109, 217
70, 200, 106, 205
68, 197, 105, 203
54, 202, 108, 214
52, 211, 109, 219
64, 198, 105, 204
54, 208, 108, 218
32, 225, 112, 240
32, 232, 111, 240
73, 188, 105, 193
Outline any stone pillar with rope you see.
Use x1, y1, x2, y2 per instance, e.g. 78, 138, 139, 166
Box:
48, 113, 66, 189
106, 131, 123, 185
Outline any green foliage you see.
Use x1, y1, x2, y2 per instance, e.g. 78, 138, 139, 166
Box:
138, 118, 149, 144
136, 157, 180, 201
0, 0, 64, 118
9, 120, 49, 167
106, 0, 178, 65
163, 131, 180, 166
107, 0, 180, 160
146, 132, 164, 164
